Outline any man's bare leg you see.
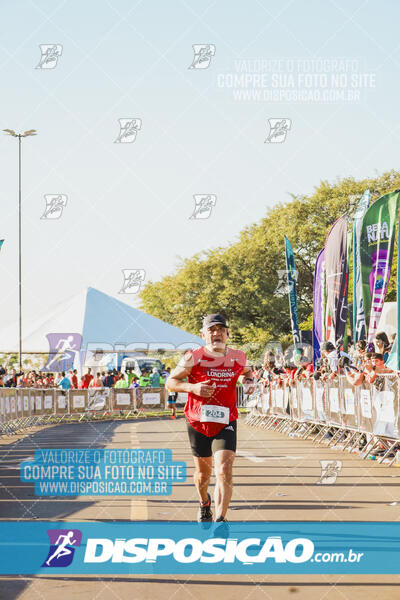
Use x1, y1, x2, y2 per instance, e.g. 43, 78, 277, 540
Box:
213, 449, 235, 519
193, 456, 212, 503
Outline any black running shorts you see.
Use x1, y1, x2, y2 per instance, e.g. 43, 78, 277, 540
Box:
187, 420, 237, 457
167, 392, 178, 404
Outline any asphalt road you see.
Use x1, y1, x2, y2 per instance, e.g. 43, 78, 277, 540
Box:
0, 415, 400, 599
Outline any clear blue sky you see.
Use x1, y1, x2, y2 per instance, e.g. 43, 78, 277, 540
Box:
1, 0, 399, 342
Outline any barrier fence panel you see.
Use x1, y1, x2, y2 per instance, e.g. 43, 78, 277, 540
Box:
43, 390, 55, 417
256, 383, 265, 412
69, 389, 88, 416
358, 381, 373, 434
111, 389, 135, 413
15, 390, 22, 418
87, 388, 111, 414
33, 390, 44, 418
261, 385, 270, 415
289, 384, 300, 420
314, 380, 327, 423
326, 379, 342, 426
271, 383, 287, 417
340, 378, 359, 430
136, 388, 164, 412
8, 389, 17, 421
22, 390, 30, 418
298, 380, 315, 421
2, 377, 400, 468
55, 390, 69, 416
372, 375, 399, 438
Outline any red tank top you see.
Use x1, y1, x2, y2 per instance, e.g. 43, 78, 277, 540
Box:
184, 346, 247, 437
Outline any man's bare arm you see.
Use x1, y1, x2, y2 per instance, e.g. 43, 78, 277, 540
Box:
167, 356, 214, 398
167, 364, 194, 394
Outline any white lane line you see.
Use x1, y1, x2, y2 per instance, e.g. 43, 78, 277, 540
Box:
130, 425, 148, 520
236, 450, 304, 462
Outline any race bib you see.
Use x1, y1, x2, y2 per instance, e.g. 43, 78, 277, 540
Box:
200, 404, 230, 424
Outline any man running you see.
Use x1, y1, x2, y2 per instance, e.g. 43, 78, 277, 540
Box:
167, 314, 254, 523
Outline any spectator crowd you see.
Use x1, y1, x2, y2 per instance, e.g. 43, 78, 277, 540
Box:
0, 366, 170, 390
243, 330, 396, 393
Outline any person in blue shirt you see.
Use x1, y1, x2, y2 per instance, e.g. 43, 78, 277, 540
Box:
59, 371, 71, 390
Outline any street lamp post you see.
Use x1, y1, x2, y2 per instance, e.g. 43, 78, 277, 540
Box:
3, 129, 37, 370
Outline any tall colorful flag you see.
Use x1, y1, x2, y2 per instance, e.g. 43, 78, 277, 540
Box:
312, 248, 325, 366
284, 236, 300, 346
353, 190, 371, 342
325, 216, 349, 344
360, 189, 400, 346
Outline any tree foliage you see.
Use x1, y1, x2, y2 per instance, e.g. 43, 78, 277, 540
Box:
140, 170, 400, 347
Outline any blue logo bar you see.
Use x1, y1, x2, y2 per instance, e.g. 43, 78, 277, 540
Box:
0, 522, 399, 574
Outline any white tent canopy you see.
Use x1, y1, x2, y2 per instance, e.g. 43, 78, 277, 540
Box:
0, 287, 204, 355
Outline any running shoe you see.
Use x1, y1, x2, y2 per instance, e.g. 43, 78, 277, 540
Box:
213, 516, 229, 537
197, 493, 213, 522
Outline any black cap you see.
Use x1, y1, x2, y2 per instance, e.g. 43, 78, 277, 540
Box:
202, 314, 229, 329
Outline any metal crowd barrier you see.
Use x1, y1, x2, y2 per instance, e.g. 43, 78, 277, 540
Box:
0, 383, 256, 435
0, 387, 171, 434
245, 374, 400, 467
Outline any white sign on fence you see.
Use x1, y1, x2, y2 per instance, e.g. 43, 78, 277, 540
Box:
302, 388, 313, 411
116, 393, 131, 406
344, 388, 355, 415
142, 393, 160, 406
375, 391, 395, 422
73, 396, 85, 409
330, 387, 339, 413
360, 389, 372, 419
275, 388, 284, 409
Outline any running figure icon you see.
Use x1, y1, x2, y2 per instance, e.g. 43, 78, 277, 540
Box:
46, 335, 77, 369
45, 531, 77, 566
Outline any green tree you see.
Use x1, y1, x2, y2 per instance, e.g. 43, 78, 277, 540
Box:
140, 169, 400, 347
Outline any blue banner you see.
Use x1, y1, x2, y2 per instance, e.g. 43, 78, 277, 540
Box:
284, 236, 300, 346
0, 522, 400, 574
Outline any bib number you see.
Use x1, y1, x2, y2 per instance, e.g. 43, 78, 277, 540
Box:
200, 404, 230, 424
